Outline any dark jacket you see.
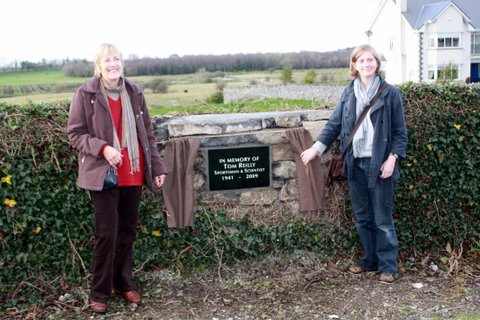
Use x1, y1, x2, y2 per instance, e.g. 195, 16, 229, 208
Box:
317, 78, 408, 188
67, 76, 166, 191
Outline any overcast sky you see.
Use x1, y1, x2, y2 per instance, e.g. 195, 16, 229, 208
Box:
1, 0, 381, 65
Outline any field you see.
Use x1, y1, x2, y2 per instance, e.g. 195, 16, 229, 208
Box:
0, 68, 349, 115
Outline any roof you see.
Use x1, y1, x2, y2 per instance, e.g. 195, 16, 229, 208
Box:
403, 0, 479, 30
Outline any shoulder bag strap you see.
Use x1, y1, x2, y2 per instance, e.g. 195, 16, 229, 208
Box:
341, 82, 387, 158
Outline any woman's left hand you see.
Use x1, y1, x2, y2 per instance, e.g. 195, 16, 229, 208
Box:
380, 155, 396, 179
154, 174, 166, 188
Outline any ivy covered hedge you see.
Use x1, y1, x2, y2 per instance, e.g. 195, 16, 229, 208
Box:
1, 82, 479, 307
396, 83, 479, 253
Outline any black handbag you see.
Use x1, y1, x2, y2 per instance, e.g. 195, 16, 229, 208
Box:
102, 166, 118, 190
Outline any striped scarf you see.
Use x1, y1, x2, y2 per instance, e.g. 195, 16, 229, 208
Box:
100, 77, 140, 173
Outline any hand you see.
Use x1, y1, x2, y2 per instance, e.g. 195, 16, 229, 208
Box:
103, 145, 123, 168
300, 147, 318, 166
380, 155, 396, 179
154, 174, 166, 189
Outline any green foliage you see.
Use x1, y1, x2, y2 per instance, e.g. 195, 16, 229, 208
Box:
435, 63, 458, 84
0, 102, 93, 306
145, 78, 169, 93
396, 82, 480, 254
135, 207, 357, 273
280, 65, 293, 84
206, 91, 224, 104
304, 70, 317, 84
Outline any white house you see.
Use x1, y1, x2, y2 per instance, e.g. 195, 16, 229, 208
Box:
366, 0, 480, 83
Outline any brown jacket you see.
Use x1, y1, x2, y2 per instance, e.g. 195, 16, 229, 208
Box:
67, 76, 166, 191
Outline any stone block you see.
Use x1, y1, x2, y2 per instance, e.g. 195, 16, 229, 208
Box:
239, 189, 278, 205
255, 129, 289, 145
272, 161, 296, 179
303, 120, 328, 141
279, 179, 299, 201
272, 144, 296, 161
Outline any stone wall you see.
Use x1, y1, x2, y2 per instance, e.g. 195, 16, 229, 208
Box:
153, 109, 342, 224
223, 84, 344, 105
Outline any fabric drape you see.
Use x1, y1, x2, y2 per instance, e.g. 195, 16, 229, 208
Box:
286, 128, 325, 211
162, 138, 200, 228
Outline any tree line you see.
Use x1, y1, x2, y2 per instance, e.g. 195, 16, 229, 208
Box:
1, 49, 352, 77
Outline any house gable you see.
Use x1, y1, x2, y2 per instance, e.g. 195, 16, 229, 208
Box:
367, 0, 479, 83
414, 1, 475, 32
402, 0, 478, 30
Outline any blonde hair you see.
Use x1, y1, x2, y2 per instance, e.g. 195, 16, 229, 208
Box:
349, 44, 381, 78
93, 43, 124, 77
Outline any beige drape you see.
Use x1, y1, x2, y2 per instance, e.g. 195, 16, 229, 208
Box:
286, 128, 325, 211
162, 138, 200, 228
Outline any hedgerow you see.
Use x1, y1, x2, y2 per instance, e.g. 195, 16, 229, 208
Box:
0, 82, 479, 308
395, 82, 480, 254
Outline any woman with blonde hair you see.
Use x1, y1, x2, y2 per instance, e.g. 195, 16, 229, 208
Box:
67, 43, 167, 313
301, 44, 407, 283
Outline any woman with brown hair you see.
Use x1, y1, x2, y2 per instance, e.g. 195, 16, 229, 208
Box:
301, 44, 408, 284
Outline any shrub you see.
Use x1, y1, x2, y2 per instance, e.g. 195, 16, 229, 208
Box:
304, 70, 317, 84
0, 103, 92, 306
396, 82, 480, 253
280, 65, 293, 84
207, 91, 224, 104
61, 60, 92, 77
145, 78, 169, 93
196, 67, 213, 83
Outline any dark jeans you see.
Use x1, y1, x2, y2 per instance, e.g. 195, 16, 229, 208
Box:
89, 186, 142, 302
348, 157, 399, 275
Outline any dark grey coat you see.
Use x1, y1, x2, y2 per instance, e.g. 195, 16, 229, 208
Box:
317, 79, 408, 188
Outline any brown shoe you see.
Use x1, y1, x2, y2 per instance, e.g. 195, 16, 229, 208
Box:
90, 300, 107, 313
120, 290, 142, 304
379, 273, 395, 284
348, 265, 377, 274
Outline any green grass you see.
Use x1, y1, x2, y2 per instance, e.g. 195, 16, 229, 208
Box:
148, 98, 327, 116
0, 70, 84, 85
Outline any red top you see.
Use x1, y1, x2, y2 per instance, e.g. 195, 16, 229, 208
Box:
107, 96, 145, 186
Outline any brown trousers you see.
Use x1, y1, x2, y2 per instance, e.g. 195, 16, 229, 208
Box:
89, 186, 142, 302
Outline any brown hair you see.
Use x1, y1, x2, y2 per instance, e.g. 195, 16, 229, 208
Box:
93, 43, 124, 77
349, 44, 381, 78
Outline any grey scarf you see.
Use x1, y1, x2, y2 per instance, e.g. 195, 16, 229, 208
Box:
352, 76, 380, 158
101, 77, 140, 173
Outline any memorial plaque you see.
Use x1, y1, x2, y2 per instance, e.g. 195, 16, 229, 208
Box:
207, 145, 271, 191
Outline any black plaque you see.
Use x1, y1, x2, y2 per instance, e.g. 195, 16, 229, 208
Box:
207, 145, 271, 191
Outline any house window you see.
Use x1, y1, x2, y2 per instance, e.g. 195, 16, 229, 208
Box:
429, 33, 461, 48
427, 64, 461, 81
472, 33, 480, 55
